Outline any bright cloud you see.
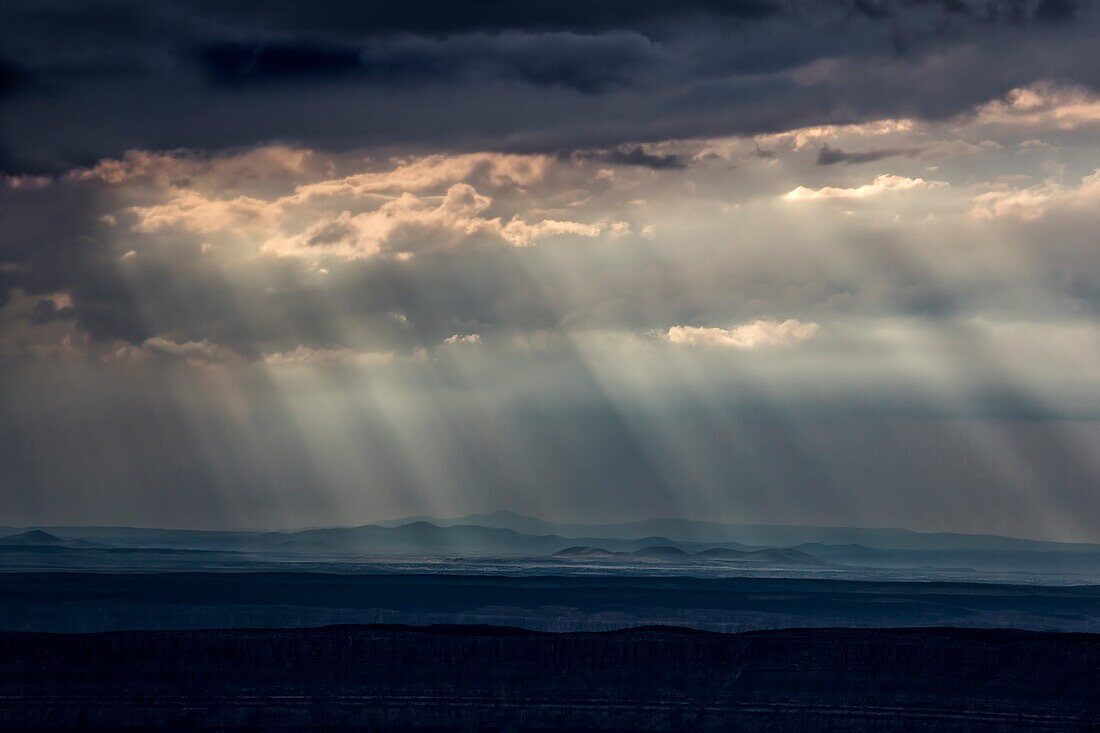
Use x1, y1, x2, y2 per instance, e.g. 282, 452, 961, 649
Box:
263, 346, 397, 367
783, 175, 946, 202
132, 190, 275, 235
139, 337, 242, 365
973, 84, 1100, 131
261, 183, 603, 259
443, 333, 483, 346
287, 153, 552, 203
756, 119, 915, 150
970, 170, 1100, 221
127, 154, 608, 260
664, 320, 820, 349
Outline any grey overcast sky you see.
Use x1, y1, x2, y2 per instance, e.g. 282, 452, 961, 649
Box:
3, 1, 1100, 538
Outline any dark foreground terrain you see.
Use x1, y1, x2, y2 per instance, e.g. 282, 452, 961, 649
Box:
0, 624, 1097, 731
3, 572, 1100, 633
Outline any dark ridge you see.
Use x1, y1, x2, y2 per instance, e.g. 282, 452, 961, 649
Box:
741, 547, 830, 565
5, 572, 1100, 635
695, 546, 749, 559
0, 530, 105, 551
0, 529, 61, 545
0, 530, 103, 549
692, 546, 827, 563
0, 624, 1097, 730
9, 622, 1092, 641
553, 545, 616, 557
630, 545, 689, 559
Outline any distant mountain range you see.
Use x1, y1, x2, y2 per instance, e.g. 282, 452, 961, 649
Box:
0, 522, 706, 558
555, 545, 828, 566
377, 511, 1100, 553
0, 530, 102, 550
7, 511, 1098, 553
2, 513, 1100, 576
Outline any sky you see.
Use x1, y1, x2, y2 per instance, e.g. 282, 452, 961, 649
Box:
2, 0, 1100, 538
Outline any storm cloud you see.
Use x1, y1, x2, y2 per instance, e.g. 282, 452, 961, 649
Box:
2, 1, 1100, 538
1, 1, 1100, 170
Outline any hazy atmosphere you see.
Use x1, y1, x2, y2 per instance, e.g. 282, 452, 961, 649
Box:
3, 0, 1100, 540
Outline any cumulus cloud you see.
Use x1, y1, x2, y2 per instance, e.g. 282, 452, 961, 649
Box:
970, 186, 1057, 222
783, 175, 947, 201
132, 191, 275, 235
443, 333, 483, 346
501, 217, 603, 247
139, 337, 242, 365
755, 119, 916, 151
972, 84, 1100, 131
263, 346, 396, 366
261, 183, 602, 259
113, 149, 624, 262
970, 169, 1100, 221
5, 113, 1100, 364
286, 153, 552, 202
664, 319, 819, 349
3, 174, 51, 191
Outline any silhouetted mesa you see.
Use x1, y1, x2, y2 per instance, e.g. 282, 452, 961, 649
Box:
0, 625, 1097, 731
553, 545, 617, 557
0, 531, 103, 550
695, 547, 827, 565
0, 530, 64, 546
630, 545, 690, 560
551, 545, 827, 566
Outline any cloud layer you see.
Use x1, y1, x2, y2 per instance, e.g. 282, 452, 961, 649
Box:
3, 3, 1100, 537
2, 1, 1100, 170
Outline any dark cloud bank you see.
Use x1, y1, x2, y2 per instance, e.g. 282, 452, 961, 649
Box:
0, 0, 1097, 171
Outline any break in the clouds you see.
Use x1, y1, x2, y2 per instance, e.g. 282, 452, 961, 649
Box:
2, 2, 1100, 539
